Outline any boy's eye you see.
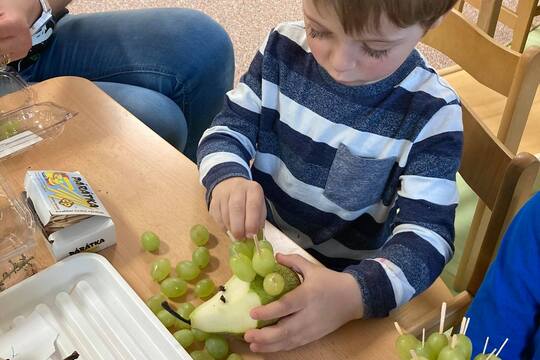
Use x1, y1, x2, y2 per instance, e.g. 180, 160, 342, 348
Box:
308, 27, 329, 39
362, 44, 389, 59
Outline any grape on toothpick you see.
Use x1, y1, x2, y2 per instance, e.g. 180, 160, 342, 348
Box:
426, 302, 449, 356
394, 322, 421, 360
229, 253, 256, 282
252, 247, 275, 277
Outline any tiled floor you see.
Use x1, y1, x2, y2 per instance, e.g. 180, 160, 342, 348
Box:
67, 0, 533, 83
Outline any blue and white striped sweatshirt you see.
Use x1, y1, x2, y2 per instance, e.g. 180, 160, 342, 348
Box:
197, 22, 463, 318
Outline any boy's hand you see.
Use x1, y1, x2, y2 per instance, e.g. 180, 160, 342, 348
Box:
244, 254, 364, 352
210, 177, 266, 239
0, 0, 36, 62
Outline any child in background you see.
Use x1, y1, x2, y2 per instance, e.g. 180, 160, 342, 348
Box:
198, 0, 462, 352
467, 192, 540, 359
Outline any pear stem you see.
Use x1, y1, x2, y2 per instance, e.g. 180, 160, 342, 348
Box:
161, 301, 191, 325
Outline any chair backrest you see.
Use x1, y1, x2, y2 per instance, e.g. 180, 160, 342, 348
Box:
456, 0, 540, 52
457, 99, 539, 295
422, 8, 540, 153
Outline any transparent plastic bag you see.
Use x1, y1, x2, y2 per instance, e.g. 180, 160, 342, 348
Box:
0, 70, 76, 160
0, 70, 77, 290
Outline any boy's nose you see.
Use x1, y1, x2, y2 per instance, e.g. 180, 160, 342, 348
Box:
330, 43, 357, 73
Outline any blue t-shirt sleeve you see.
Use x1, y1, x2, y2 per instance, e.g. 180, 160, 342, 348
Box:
466, 192, 540, 358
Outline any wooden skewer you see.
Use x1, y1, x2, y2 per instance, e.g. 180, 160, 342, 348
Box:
439, 302, 447, 334
495, 338, 508, 357
464, 317, 471, 335
483, 337, 490, 355
486, 348, 497, 360
226, 230, 237, 242
252, 234, 261, 254
394, 321, 404, 336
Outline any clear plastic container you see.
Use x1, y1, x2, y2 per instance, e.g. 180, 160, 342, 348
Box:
0, 70, 76, 290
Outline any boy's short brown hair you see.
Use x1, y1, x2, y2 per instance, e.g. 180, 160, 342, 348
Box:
311, 0, 459, 34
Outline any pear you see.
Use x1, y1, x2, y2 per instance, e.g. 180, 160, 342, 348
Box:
190, 263, 300, 335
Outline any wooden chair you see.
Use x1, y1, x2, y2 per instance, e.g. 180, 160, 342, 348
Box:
420, 9, 540, 293
423, 8, 540, 154
397, 98, 539, 336
456, 0, 539, 52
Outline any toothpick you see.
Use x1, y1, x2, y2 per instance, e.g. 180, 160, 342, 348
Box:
482, 337, 490, 355
226, 230, 237, 242
439, 302, 447, 334
464, 317, 471, 336
394, 321, 404, 336
409, 350, 418, 359
486, 348, 497, 360
495, 338, 508, 357
422, 328, 425, 348
252, 234, 261, 254
459, 317, 467, 335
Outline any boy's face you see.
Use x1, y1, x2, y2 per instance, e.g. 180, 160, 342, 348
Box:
303, 0, 428, 86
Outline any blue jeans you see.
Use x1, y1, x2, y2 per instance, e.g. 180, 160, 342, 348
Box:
21, 8, 235, 161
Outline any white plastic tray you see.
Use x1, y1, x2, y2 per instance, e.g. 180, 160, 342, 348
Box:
0, 253, 192, 360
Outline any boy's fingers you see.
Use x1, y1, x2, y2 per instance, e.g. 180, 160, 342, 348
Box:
245, 315, 302, 351
220, 194, 231, 232
245, 184, 265, 236
228, 190, 247, 239
209, 199, 225, 230
250, 286, 306, 321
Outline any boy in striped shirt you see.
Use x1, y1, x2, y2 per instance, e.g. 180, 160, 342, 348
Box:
197, 0, 462, 352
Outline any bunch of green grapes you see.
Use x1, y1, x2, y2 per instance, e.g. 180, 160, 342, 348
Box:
394, 319, 507, 360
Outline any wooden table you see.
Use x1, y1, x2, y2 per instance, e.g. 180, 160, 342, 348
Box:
1, 77, 456, 359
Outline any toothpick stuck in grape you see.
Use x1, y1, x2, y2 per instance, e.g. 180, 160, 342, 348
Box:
495, 338, 508, 357
226, 230, 237, 242
252, 234, 261, 254
439, 302, 447, 334
394, 321, 404, 336
483, 337, 490, 355
486, 348, 497, 360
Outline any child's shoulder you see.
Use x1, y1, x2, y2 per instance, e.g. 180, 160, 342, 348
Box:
398, 50, 460, 106
262, 21, 310, 53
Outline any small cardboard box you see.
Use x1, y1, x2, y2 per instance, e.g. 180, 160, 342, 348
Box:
24, 170, 115, 260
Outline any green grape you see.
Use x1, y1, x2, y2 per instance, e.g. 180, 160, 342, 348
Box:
227, 354, 243, 360
0, 120, 19, 140
414, 342, 436, 360
160, 277, 188, 298
205, 335, 229, 360
473, 355, 500, 360
455, 334, 472, 359
229, 241, 252, 258
263, 272, 285, 296
146, 293, 167, 314
174, 329, 194, 349
157, 309, 176, 328
194, 278, 216, 299
193, 246, 211, 268
141, 231, 160, 252
229, 254, 256, 282
190, 350, 214, 360
177, 302, 196, 319
191, 224, 210, 246
192, 328, 210, 341
176, 260, 201, 281
437, 346, 466, 360
258, 239, 273, 252
244, 238, 255, 255
396, 334, 420, 360
426, 333, 449, 356
150, 259, 172, 282
252, 248, 276, 277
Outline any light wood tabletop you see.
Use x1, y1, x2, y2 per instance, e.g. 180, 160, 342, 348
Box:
1, 76, 454, 360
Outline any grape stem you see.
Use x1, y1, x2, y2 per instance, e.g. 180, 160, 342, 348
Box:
161, 301, 191, 325
64, 351, 80, 360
